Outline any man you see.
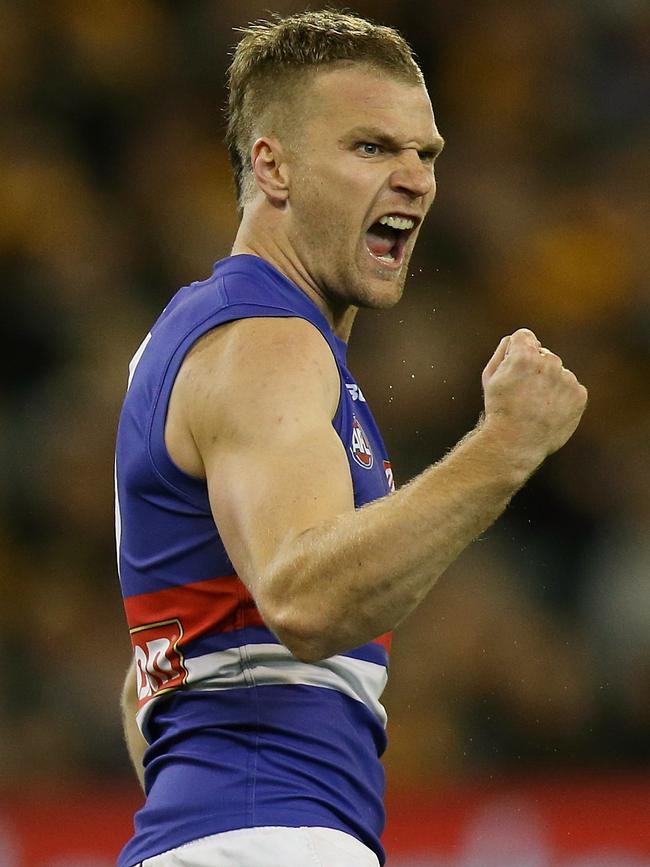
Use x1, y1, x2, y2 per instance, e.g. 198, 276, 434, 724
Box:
115, 10, 587, 867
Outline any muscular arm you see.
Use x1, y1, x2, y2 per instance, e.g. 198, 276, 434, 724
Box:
121, 661, 146, 790
169, 318, 586, 662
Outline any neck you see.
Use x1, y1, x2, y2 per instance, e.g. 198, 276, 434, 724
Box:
232, 199, 358, 343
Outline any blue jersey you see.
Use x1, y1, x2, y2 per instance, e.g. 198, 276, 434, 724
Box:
115, 255, 395, 866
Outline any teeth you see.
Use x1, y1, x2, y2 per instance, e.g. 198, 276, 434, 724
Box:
378, 215, 415, 231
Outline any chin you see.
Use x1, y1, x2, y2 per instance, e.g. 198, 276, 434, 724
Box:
366, 259, 411, 306
355, 275, 407, 310
357, 245, 414, 306
324, 249, 411, 310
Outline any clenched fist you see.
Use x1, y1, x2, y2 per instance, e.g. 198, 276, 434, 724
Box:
481, 328, 588, 472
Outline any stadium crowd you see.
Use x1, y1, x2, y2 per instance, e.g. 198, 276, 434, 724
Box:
0, 0, 648, 791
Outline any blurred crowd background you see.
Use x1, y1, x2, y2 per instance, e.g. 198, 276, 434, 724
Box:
0, 0, 648, 794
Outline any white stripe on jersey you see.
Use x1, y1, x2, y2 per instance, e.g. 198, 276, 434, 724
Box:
116, 331, 153, 579
136, 643, 388, 738
128, 331, 152, 388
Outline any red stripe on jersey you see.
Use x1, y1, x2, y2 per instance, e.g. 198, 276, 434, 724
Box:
124, 574, 392, 657
374, 632, 392, 653
124, 574, 265, 646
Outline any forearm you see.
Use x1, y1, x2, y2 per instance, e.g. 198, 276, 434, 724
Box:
121, 661, 147, 790
263, 420, 534, 661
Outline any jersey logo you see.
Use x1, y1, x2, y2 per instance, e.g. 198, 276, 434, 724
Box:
130, 619, 187, 704
345, 383, 366, 402
383, 460, 396, 492
350, 416, 374, 469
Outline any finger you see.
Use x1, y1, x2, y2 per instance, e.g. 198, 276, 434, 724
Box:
483, 335, 511, 379
561, 366, 577, 383
538, 348, 563, 369
508, 328, 541, 353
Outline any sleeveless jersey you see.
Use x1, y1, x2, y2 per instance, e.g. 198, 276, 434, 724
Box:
115, 255, 396, 867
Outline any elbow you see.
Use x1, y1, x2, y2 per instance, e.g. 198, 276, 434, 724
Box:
286, 634, 332, 664
260, 600, 335, 663
273, 617, 334, 663
256, 560, 344, 662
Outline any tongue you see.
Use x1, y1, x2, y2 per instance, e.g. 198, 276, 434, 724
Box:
366, 224, 396, 257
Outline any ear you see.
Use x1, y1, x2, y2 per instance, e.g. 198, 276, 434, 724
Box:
250, 137, 290, 205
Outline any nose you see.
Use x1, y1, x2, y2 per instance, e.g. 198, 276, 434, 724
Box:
389, 149, 435, 200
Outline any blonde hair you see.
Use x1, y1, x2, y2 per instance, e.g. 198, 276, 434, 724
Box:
226, 10, 424, 209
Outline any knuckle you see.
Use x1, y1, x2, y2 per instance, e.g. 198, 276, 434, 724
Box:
512, 327, 538, 345
510, 349, 530, 367
540, 347, 561, 364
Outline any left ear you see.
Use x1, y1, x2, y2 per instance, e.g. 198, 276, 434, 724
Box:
250, 136, 290, 205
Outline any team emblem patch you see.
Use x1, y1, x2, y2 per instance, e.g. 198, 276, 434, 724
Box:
350, 416, 374, 469
130, 618, 187, 706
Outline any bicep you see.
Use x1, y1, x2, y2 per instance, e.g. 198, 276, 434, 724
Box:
206, 415, 354, 590
186, 317, 355, 595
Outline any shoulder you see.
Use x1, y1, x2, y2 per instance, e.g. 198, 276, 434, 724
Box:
177, 316, 341, 444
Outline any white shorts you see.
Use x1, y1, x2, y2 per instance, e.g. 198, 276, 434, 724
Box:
138, 826, 381, 866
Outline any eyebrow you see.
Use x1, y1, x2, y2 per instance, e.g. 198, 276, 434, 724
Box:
343, 126, 446, 156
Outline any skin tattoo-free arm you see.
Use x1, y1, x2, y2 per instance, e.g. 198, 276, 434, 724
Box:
167, 317, 587, 663
120, 320, 586, 781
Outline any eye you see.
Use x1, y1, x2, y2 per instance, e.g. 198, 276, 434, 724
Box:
418, 150, 436, 164
357, 142, 383, 157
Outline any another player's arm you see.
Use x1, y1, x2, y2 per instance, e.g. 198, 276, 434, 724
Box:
121, 660, 146, 791
171, 318, 587, 662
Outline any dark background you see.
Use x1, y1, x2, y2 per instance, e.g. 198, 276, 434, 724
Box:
0, 0, 648, 792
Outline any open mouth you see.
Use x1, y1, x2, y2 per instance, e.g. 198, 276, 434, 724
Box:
365, 214, 417, 269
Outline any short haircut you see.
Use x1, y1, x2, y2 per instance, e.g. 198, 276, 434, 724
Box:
226, 10, 424, 210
